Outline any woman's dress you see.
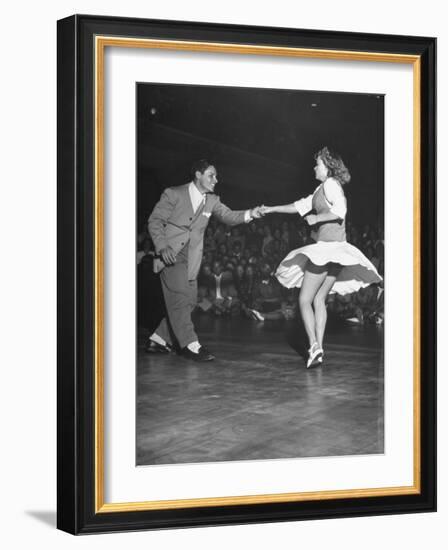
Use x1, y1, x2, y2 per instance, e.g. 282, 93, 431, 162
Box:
275, 178, 382, 295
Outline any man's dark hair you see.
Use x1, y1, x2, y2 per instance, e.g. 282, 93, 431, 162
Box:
191, 159, 214, 178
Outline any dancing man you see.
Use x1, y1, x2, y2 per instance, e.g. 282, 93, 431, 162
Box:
147, 159, 263, 362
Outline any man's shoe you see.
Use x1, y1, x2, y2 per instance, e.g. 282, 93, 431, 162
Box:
145, 339, 174, 354
180, 346, 215, 362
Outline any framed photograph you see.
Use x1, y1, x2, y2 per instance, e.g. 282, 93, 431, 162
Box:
57, 14, 436, 534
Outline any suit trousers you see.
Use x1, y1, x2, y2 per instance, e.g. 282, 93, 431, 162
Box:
154, 246, 198, 349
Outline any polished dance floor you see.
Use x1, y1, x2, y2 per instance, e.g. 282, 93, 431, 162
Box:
136, 315, 384, 465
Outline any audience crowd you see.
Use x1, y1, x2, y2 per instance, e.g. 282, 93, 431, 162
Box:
138, 215, 385, 326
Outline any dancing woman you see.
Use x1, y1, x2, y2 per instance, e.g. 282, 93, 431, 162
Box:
262, 147, 382, 368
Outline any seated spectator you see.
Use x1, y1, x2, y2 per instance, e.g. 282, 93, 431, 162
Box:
243, 248, 252, 262
225, 260, 236, 273
213, 223, 228, 246
218, 243, 228, 258
271, 238, 287, 261
233, 264, 246, 298
230, 242, 243, 261
136, 238, 154, 265
280, 288, 299, 320
228, 226, 246, 251
239, 264, 257, 307
374, 283, 384, 325
244, 261, 286, 321
256, 225, 265, 243
204, 226, 217, 254
197, 264, 214, 313
137, 222, 150, 247
246, 222, 263, 251
375, 241, 384, 271
248, 255, 259, 268
327, 292, 363, 324
281, 221, 290, 249
261, 225, 274, 256
203, 251, 214, 267
356, 283, 384, 325
365, 245, 380, 271
273, 227, 282, 241
377, 257, 384, 277
361, 223, 371, 243
347, 222, 360, 247
289, 222, 308, 248
209, 261, 241, 316
262, 237, 276, 258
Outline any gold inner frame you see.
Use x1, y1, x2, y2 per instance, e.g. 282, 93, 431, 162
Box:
94, 36, 421, 513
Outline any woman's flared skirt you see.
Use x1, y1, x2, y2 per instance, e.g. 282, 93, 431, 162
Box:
275, 240, 382, 295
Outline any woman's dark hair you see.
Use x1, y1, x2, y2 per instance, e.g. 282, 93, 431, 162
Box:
315, 146, 351, 185
191, 159, 214, 178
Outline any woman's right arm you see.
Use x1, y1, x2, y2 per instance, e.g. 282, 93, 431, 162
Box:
263, 193, 314, 216
263, 203, 298, 215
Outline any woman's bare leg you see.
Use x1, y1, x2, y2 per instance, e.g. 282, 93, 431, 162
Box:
313, 274, 337, 350
299, 266, 328, 348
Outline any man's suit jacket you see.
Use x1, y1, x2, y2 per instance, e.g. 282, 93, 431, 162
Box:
148, 183, 247, 280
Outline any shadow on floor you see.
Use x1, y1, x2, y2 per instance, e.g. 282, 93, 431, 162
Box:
25, 510, 56, 528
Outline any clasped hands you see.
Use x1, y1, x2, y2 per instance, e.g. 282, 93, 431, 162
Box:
251, 205, 317, 226
250, 205, 270, 218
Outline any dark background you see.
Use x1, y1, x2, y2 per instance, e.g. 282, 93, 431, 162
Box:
137, 83, 384, 231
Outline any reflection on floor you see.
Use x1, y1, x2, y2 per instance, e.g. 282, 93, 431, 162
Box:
136, 315, 384, 465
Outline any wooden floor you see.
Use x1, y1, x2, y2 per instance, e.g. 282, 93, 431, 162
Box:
136, 315, 384, 465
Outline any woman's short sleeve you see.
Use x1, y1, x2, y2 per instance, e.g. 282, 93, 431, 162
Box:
294, 194, 313, 216
323, 178, 347, 219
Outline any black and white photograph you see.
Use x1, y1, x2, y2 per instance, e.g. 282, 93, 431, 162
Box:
1, 0, 442, 542
136, 83, 384, 466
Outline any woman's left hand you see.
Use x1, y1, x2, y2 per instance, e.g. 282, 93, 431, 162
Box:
305, 214, 317, 226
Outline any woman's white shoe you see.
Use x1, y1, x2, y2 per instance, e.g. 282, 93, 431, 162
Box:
307, 342, 323, 368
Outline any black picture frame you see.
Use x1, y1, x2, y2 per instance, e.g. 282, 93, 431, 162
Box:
57, 14, 436, 534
